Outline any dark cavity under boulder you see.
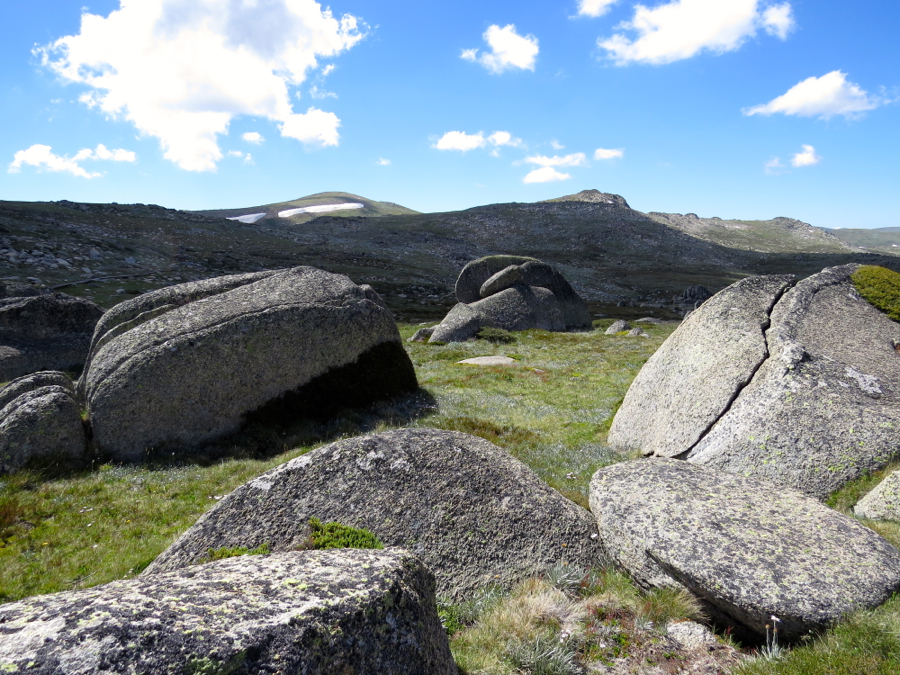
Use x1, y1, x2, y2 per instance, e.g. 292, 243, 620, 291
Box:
0, 548, 456, 675
80, 267, 417, 461
590, 459, 900, 642
0, 289, 103, 381
144, 428, 603, 599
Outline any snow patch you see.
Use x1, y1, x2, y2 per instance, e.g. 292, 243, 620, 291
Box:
278, 203, 365, 218
227, 212, 267, 224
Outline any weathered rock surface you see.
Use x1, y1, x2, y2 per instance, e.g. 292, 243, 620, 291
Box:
407, 326, 434, 343
604, 319, 631, 334
590, 459, 900, 642
0, 291, 103, 381
609, 265, 900, 498
0, 548, 456, 674
432, 256, 589, 342
457, 356, 517, 366
81, 267, 417, 461
144, 428, 603, 599
855, 470, 900, 521
0, 372, 85, 474
609, 275, 793, 458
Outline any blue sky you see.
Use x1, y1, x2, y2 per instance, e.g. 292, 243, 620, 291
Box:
1, 1, 898, 228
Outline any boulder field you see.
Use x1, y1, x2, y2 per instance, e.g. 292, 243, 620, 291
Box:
609, 264, 900, 499
429, 255, 591, 343
0, 549, 456, 674
144, 428, 604, 600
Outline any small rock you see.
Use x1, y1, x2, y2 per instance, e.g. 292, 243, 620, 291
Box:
604, 319, 631, 334
457, 356, 517, 366
855, 470, 900, 521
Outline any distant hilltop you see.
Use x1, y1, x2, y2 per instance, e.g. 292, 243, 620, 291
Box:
542, 189, 630, 209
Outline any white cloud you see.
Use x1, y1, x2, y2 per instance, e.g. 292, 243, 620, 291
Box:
242, 132, 264, 144
599, 0, 794, 65
525, 152, 588, 167
594, 147, 624, 159
38, 0, 364, 171
377, 158, 391, 166
309, 85, 338, 99
523, 166, 571, 183
227, 150, 243, 157
764, 157, 785, 174
791, 144, 821, 167
744, 71, 879, 119
434, 131, 486, 152
551, 140, 565, 150
8, 143, 135, 178
577, 0, 620, 18
461, 24, 538, 74
762, 3, 794, 39
434, 130, 521, 153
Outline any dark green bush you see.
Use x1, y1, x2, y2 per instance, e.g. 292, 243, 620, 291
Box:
305, 517, 384, 550
852, 266, 900, 322
476, 327, 516, 344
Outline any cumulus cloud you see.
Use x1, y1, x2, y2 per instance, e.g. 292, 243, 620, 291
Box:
791, 144, 821, 167
551, 140, 565, 150
744, 71, 880, 119
9, 143, 135, 178
434, 130, 521, 152
525, 152, 588, 167
598, 0, 795, 65
461, 24, 538, 74
523, 166, 571, 183
38, 0, 364, 171
377, 157, 391, 166
242, 132, 264, 144
594, 147, 624, 159
577, 0, 620, 17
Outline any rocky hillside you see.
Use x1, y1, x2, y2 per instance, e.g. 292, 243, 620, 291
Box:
823, 226, 900, 254
2, 190, 898, 321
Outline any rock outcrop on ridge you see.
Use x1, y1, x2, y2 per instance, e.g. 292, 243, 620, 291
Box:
0, 548, 456, 675
80, 267, 417, 461
590, 459, 900, 642
430, 255, 591, 343
0, 285, 103, 381
144, 428, 603, 599
609, 264, 900, 499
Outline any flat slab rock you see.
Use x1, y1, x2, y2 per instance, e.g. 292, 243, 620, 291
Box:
610, 265, 900, 499
590, 459, 900, 642
457, 356, 517, 366
0, 549, 455, 675
145, 428, 603, 599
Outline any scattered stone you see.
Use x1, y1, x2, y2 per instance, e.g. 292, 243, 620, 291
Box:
144, 428, 604, 599
81, 267, 417, 461
457, 356, 517, 366
590, 459, 900, 642
407, 326, 434, 343
634, 317, 664, 324
0, 373, 86, 474
673, 285, 713, 306
666, 621, 720, 650
855, 470, 900, 521
0, 549, 456, 675
626, 327, 647, 337
604, 320, 631, 334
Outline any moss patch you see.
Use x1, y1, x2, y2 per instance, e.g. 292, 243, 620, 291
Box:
301, 518, 383, 551
851, 266, 900, 322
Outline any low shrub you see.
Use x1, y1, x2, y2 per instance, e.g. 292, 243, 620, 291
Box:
301, 517, 384, 550
476, 327, 516, 344
851, 266, 900, 322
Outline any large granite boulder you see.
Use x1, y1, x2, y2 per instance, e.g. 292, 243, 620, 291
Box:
0, 371, 86, 474
0, 289, 104, 381
609, 265, 900, 499
590, 459, 900, 642
144, 428, 603, 599
0, 548, 456, 674
80, 267, 417, 461
855, 470, 900, 521
431, 255, 590, 343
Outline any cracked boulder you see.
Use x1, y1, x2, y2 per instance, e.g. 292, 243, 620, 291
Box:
80, 267, 417, 461
0, 548, 456, 675
0, 288, 104, 381
609, 265, 900, 499
0, 371, 86, 475
590, 459, 900, 642
142, 428, 603, 599
431, 255, 590, 342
